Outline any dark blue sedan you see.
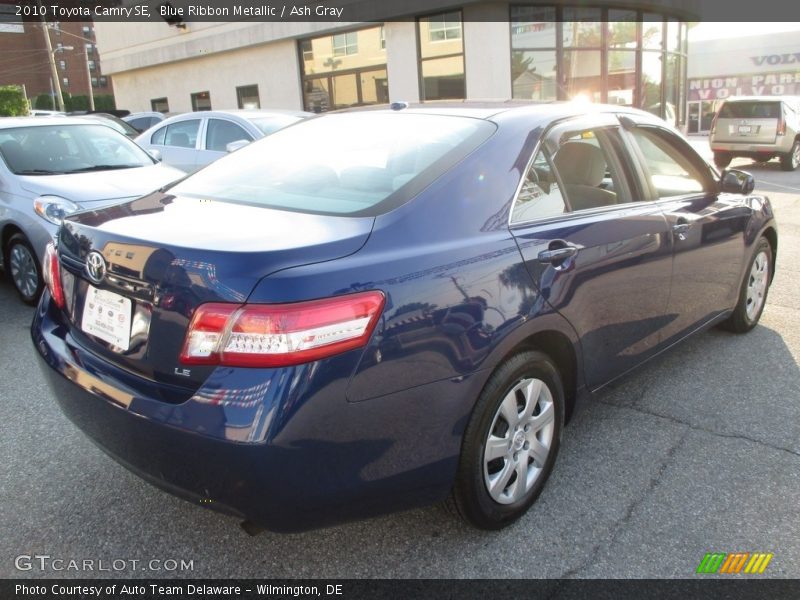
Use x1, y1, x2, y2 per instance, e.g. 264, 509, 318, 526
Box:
32, 103, 777, 532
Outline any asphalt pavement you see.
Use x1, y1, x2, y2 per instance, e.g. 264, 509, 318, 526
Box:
1, 146, 798, 579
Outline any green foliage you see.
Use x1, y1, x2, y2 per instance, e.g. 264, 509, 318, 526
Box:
34, 93, 55, 110
68, 95, 90, 111
0, 85, 29, 116
93, 95, 116, 110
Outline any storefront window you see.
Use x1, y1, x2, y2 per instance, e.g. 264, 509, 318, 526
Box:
563, 50, 602, 101
509, 6, 687, 126
562, 8, 602, 47
418, 11, 465, 100
299, 26, 387, 112
512, 50, 558, 101
608, 50, 637, 106
608, 10, 638, 48
642, 15, 664, 50
510, 7, 556, 49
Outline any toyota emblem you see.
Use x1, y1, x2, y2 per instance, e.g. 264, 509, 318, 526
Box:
85, 251, 107, 284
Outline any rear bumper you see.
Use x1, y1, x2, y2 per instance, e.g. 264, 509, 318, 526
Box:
32, 294, 481, 532
710, 140, 791, 154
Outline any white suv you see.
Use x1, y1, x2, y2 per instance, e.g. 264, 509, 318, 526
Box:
710, 96, 800, 171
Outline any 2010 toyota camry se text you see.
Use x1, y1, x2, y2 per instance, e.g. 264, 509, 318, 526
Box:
31, 103, 777, 533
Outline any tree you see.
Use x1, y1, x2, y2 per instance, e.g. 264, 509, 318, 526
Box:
34, 93, 54, 110
0, 86, 29, 116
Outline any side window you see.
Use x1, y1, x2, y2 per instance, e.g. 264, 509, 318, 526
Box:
551, 128, 628, 211
511, 149, 567, 224
150, 126, 166, 146
164, 120, 200, 149
128, 117, 151, 132
628, 128, 706, 198
205, 119, 253, 152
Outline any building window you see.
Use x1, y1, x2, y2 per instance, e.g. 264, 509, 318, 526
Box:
380, 25, 385, 49
236, 84, 260, 109
58, 60, 66, 70
88, 60, 96, 71
85, 43, 94, 54
427, 13, 462, 42
510, 6, 687, 126
332, 32, 358, 56
91, 77, 98, 88
151, 97, 169, 113
299, 26, 387, 113
62, 77, 69, 88
52, 21, 61, 35
191, 91, 212, 111
300, 39, 313, 60
418, 11, 465, 101
82, 26, 93, 37
99, 76, 108, 87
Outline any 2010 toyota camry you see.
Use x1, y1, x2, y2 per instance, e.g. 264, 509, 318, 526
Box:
32, 103, 777, 533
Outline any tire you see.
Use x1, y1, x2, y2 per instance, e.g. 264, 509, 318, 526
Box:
714, 152, 732, 169
449, 351, 564, 530
780, 140, 800, 171
720, 237, 772, 333
4, 233, 43, 305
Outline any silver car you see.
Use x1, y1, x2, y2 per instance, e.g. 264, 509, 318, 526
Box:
0, 118, 184, 304
135, 109, 313, 173
710, 96, 800, 171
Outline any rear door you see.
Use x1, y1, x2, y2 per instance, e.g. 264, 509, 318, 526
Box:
510, 113, 674, 389
714, 100, 780, 144
158, 118, 202, 173
198, 118, 254, 169
621, 119, 747, 343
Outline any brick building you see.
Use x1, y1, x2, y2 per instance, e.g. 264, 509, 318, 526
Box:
0, 7, 113, 107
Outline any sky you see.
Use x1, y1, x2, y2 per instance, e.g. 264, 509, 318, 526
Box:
689, 22, 800, 41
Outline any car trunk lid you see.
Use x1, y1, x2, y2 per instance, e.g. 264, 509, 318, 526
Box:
56, 192, 374, 394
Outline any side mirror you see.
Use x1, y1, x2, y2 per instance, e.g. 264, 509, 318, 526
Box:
720, 168, 755, 195
226, 139, 250, 153
147, 149, 162, 162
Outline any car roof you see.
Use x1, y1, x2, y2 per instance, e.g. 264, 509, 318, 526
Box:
0, 116, 120, 129
333, 100, 669, 127
157, 109, 313, 124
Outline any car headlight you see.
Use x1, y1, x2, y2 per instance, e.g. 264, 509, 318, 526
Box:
33, 196, 79, 226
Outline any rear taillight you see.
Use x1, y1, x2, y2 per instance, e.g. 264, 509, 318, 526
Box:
180, 291, 386, 368
777, 114, 786, 136
42, 242, 65, 309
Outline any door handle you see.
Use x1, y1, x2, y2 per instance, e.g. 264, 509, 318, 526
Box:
672, 217, 690, 240
538, 245, 578, 263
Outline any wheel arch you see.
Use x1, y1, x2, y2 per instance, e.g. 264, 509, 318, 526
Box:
479, 315, 584, 425
762, 226, 778, 283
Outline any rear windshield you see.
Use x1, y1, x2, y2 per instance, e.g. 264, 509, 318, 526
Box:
251, 115, 306, 136
170, 112, 496, 216
719, 101, 781, 119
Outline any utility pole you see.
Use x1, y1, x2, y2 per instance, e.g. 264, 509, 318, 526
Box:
84, 44, 95, 110
40, 9, 64, 111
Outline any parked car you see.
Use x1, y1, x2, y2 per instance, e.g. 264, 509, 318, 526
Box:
710, 96, 800, 170
71, 113, 141, 139
135, 109, 313, 173
0, 118, 184, 303
33, 103, 777, 533
123, 111, 167, 133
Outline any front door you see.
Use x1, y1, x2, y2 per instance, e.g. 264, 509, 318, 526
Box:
510, 114, 674, 389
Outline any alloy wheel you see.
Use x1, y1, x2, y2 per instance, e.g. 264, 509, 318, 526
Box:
9, 243, 39, 301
